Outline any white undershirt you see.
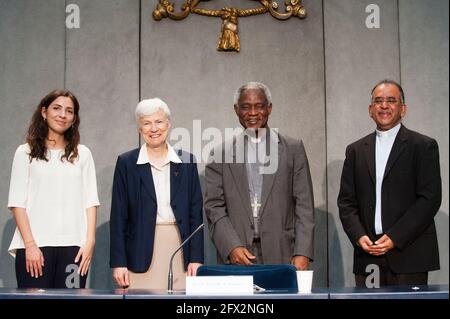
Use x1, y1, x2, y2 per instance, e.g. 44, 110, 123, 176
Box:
136, 143, 182, 224
7, 144, 100, 256
375, 123, 401, 234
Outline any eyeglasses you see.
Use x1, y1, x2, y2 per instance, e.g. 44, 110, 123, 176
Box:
372, 97, 402, 106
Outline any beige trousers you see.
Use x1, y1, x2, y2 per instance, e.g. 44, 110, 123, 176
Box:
129, 223, 186, 290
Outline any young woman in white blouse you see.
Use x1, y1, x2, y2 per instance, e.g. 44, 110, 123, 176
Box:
7, 89, 100, 288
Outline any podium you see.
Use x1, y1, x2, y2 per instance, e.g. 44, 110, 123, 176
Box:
329, 285, 449, 299
0, 285, 447, 299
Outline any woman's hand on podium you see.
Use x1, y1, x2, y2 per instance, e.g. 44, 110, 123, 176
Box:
113, 267, 130, 288
187, 262, 202, 276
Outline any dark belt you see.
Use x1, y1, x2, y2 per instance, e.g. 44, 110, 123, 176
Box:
252, 237, 261, 244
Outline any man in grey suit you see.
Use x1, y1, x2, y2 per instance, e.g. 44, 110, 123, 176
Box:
204, 82, 315, 270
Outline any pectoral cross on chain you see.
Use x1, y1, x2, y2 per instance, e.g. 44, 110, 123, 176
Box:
251, 193, 261, 218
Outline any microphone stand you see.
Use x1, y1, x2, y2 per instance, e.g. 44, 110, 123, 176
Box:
168, 223, 204, 293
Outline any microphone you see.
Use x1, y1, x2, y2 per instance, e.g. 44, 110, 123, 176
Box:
168, 223, 204, 293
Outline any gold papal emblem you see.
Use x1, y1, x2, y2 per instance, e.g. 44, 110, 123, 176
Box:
153, 0, 307, 53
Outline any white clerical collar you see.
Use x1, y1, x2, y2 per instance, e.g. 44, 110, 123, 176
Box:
250, 133, 266, 144
376, 123, 401, 138
136, 142, 182, 165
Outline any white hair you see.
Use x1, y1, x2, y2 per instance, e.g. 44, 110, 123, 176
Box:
233, 81, 272, 105
135, 98, 171, 122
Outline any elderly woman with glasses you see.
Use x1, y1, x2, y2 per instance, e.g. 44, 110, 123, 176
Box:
109, 98, 204, 289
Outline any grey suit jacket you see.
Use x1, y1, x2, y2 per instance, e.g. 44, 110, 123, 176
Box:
204, 129, 315, 264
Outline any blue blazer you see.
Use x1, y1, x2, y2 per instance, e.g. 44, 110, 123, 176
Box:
109, 148, 204, 272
